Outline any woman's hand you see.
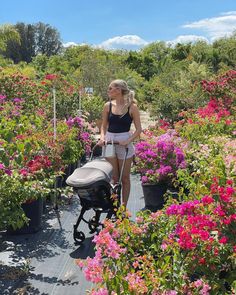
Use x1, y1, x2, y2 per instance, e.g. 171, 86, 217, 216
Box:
97, 138, 105, 147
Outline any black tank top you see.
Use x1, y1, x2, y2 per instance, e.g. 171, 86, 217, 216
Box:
108, 102, 133, 133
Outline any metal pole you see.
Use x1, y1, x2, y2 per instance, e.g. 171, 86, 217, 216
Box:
53, 86, 56, 140
78, 88, 83, 116
52, 86, 62, 229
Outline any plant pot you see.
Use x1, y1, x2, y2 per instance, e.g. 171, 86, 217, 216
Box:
142, 183, 168, 212
8, 198, 44, 234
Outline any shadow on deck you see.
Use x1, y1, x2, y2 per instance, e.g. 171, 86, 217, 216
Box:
0, 174, 144, 295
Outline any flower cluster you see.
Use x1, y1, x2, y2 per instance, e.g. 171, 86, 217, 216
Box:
135, 134, 186, 184
198, 98, 231, 119
66, 116, 94, 156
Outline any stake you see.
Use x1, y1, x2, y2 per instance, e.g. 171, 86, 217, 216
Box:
52, 86, 62, 230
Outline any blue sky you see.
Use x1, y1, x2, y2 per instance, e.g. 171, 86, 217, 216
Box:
1, 0, 236, 50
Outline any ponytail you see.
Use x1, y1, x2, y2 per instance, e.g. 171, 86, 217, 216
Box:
126, 89, 137, 105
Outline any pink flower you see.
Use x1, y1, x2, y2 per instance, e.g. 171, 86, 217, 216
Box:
19, 168, 28, 176
91, 288, 109, 295
201, 195, 214, 204
45, 74, 58, 80
219, 236, 228, 244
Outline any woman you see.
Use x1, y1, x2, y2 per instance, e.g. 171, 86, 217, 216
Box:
98, 79, 142, 207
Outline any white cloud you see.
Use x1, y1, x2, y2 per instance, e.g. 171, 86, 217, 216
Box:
97, 35, 149, 50
63, 41, 89, 48
63, 41, 78, 48
182, 11, 236, 41
167, 35, 209, 46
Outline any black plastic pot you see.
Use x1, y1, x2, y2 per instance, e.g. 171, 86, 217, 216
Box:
142, 183, 168, 212
8, 198, 44, 234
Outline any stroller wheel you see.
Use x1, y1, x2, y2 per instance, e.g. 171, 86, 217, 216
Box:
88, 217, 99, 233
73, 230, 85, 245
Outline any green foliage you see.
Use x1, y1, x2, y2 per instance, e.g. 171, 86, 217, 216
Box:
0, 24, 20, 51
143, 61, 209, 121
81, 94, 104, 122
61, 129, 83, 165
0, 173, 54, 230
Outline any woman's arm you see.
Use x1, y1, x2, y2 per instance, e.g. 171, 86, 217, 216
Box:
98, 102, 109, 146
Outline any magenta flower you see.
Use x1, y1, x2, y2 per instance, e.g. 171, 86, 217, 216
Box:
135, 134, 186, 184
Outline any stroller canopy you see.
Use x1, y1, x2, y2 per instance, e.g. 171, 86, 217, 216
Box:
66, 159, 113, 187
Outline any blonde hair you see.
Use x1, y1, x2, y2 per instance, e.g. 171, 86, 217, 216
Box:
111, 79, 136, 106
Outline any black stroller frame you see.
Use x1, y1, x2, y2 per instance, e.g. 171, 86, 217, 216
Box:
66, 143, 128, 245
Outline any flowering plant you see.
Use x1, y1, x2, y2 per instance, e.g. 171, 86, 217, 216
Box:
0, 170, 54, 230
66, 116, 94, 156
135, 132, 186, 185
78, 179, 236, 294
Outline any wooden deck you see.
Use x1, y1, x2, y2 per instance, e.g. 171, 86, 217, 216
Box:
0, 173, 144, 295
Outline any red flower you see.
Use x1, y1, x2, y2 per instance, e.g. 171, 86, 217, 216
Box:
45, 74, 58, 81
219, 236, 228, 244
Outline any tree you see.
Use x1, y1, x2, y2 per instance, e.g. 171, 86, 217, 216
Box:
3, 22, 62, 63
0, 24, 20, 52
171, 43, 191, 61
4, 23, 36, 63
35, 22, 62, 56
213, 33, 236, 68
125, 51, 157, 80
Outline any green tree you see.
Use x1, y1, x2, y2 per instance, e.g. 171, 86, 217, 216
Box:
3, 22, 62, 63
35, 22, 62, 56
171, 43, 191, 61
0, 24, 20, 52
4, 22, 36, 63
125, 51, 157, 80
213, 33, 236, 69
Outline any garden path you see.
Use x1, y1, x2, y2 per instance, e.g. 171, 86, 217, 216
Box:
0, 173, 144, 295
139, 110, 156, 130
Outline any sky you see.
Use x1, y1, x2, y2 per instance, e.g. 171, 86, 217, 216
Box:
1, 0, 236, 50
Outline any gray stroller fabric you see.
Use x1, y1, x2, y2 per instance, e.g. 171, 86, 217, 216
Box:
66, 159, 113, 187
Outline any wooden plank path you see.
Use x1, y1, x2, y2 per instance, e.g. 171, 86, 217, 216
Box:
0, 173, 144, 295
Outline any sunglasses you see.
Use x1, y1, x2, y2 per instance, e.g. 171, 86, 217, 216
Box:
108, 86, 118, 91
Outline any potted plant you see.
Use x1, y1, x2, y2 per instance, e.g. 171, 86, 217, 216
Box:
0, 170, 54, 233
135, 133, 186, 211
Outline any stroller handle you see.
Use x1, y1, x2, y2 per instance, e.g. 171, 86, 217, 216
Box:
105, 141, 120, 145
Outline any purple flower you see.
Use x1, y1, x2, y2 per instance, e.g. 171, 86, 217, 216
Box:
0, 95, 6, 103
13, 98, 24, 104
66, 116, 83, 128
141, 175, 149, 183
135, 133, 186, 184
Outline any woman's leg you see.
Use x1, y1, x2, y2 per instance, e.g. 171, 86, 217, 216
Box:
118, 157, 133, 207
105, 157, 119, 184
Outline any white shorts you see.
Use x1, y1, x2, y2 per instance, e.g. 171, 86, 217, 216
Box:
104, 131, 135, 159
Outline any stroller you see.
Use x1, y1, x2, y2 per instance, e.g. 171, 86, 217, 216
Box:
66, 144, 128, 245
